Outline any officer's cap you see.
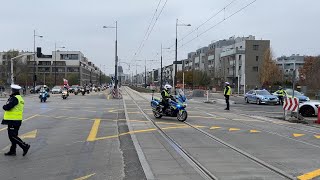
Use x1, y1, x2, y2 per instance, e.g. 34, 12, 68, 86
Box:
225, 82, 230, 85
11, 84, 22, 90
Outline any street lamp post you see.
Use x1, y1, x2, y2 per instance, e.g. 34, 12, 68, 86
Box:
33, 30, 43, 91
54, 43, 65, 86
161, 44, 170, 90
174, 19, 191, 94
11, 53, 35, 85
103, 21, 118, 90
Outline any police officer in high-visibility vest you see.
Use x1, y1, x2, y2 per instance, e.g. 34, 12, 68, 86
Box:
275, 86, 287, 105
224, 82, 231, 110
161, 84, 174, 113
1, 84, 30, 156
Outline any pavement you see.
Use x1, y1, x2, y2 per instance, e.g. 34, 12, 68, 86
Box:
0, 88, 320, 179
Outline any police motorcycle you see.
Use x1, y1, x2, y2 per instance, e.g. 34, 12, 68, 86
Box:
39, 88, 49, 103
80, 87, 86, 96
151, 89, 188, 122
62, 89, 69, 99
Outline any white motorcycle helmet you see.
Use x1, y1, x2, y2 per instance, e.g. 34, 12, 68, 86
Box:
164, 84, 172, 91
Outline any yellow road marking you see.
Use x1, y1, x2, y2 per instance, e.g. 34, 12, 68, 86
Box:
74, 173, 96, 180
293, 133, 305, 137
233, 119, 262, 122
229, 128, 240, 131
297, 169, 320, 180
0, 114, 38, 132
21, 129, 37, 138
90, 125, 206, 142
314, 135, 320, 139
210, 126, 221, 130
87, 119, 101, 142
250, 130, 260, 133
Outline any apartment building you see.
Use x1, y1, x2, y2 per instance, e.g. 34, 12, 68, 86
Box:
0, 49, 102, 86
275, 54, 305, 80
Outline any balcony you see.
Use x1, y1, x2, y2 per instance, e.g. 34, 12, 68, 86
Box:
221, 49, 245, 57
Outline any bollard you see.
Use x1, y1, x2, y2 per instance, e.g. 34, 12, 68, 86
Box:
316, 106, 320, 124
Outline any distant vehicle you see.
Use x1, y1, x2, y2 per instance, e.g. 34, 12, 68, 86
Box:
30, 85, 49, 94
299, 101, 319, 117
273, 89, 310, 103
51, 86, 62, 94
245, 90, 279, 105
69, 85, 79, 93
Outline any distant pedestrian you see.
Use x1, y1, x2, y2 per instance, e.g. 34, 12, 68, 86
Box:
1, 84, 30, 156
224, 82, 231, 110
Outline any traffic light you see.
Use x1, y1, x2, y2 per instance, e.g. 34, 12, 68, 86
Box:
36, 47, 42, 58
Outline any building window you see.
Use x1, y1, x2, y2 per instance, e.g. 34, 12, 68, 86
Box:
239, 55, 242, 60
253, 45, 259, 50
60, 54, 79, 60
256, 56, 259, 61
252, 66, 259, 72
67, 67, 79, 72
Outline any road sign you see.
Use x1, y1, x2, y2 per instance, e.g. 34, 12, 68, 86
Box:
283, 97, 299, 112
173, 61, 182, 64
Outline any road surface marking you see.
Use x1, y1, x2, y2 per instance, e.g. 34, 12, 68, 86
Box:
87, 119, 101, 142
74, 173, 96, 180
229, 128, 240, 131
250, 130, 260, 133
293, 133, 305, 137
2, 129, 37, 151
314, 135, 320, 139
91, 125, 206, 142
232, 118, 262, 122
210, 126, 221, 130
297, 169, 320, 180
0, 114, 38, 132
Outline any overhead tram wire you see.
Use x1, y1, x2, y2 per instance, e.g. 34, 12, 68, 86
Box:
132, 0, 169, 64
132, 0, 162, 61
178, 0, 257, 49
167, 0, 238, 49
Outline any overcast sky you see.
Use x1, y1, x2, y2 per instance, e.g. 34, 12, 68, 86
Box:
1, 0, 319, 74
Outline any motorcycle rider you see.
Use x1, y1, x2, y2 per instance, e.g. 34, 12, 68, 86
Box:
161, 84, 175, 113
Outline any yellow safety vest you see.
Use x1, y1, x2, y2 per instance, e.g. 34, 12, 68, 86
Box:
224, 86, 231, 96
163, 90, 170, 98
3, 95, 24, 121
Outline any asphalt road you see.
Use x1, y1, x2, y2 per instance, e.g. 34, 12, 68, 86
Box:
0, 91, 145, 180
1, 88, 320, 180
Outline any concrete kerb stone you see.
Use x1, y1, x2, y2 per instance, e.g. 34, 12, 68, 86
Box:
122, 89, 155, 180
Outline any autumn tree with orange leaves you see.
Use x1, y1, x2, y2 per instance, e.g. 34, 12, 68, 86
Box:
259, 48, 282, 86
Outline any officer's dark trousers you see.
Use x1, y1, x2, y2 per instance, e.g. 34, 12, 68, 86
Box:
225, 95, 230, 110
279, 96, 284, 105
7, 124, 27, 152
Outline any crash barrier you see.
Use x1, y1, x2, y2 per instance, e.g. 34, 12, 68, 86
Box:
283, 97, 299, 121
112, 88, 122, 99
283, 97, 299, 112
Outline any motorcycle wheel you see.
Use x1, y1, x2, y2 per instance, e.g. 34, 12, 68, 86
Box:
177, 110, 188, 122
40, 99, 43, 102
153, 111, 162, 119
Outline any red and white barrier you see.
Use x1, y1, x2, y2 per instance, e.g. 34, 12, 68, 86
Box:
283, 97, 299, 112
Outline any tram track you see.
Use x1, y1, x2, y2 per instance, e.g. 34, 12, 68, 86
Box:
123, 87, 295, 180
